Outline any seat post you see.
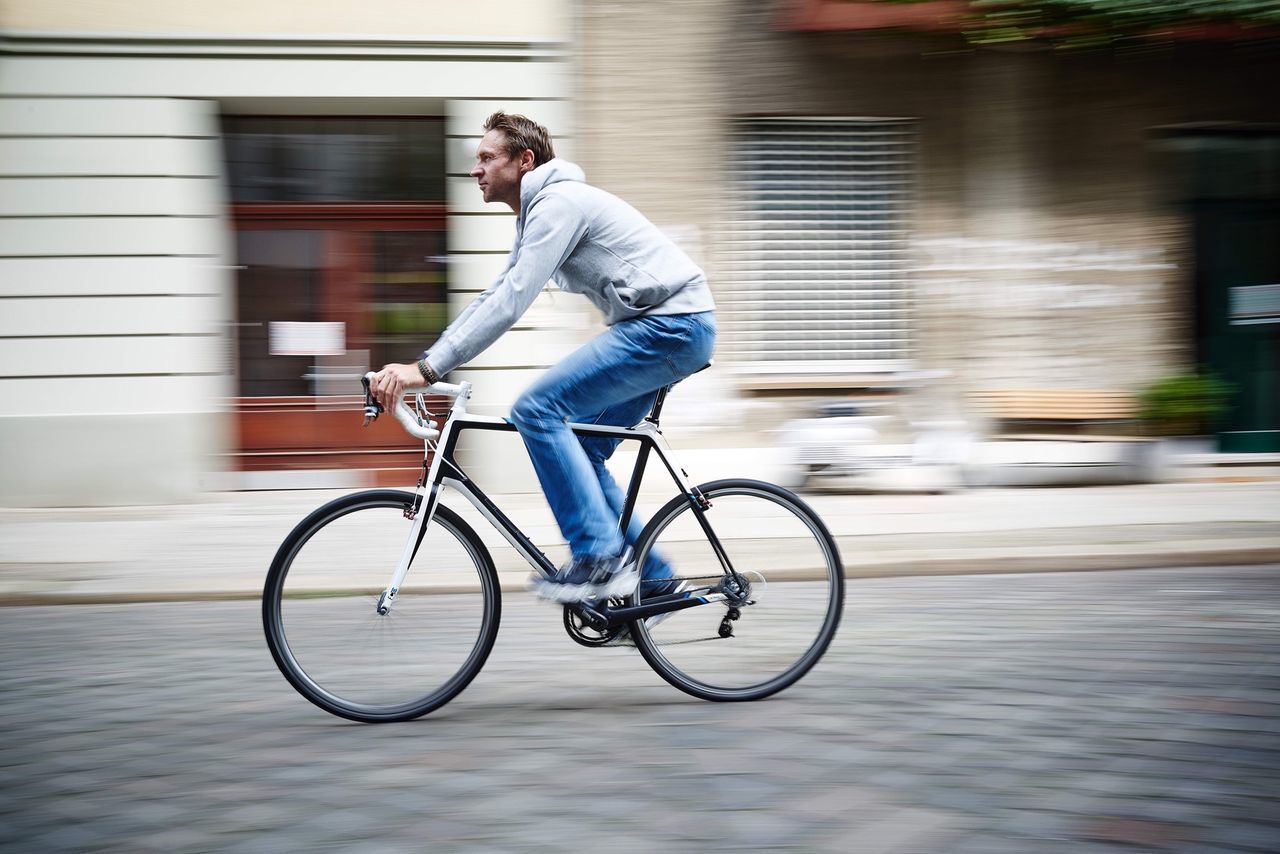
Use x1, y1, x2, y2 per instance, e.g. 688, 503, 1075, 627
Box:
645, 384, 673, 426
645, 361, 709, 427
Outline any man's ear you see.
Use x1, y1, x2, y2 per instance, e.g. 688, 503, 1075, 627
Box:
519, 149, 537, 173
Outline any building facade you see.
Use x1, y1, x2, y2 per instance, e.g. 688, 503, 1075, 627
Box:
575, 0, 1279, 448
4, 0, 1277, 507
0, 0, 582, 505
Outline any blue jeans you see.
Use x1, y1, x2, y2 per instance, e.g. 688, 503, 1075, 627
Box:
510, 311, 716, 579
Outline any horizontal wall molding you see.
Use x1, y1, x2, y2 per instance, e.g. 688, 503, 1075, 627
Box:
0, 334, 226, 377
0, 32, 568, 61
0, 95, 218, 137
0, 216, 226, 257
0, 137, 223, 177
0, 295, 220, 336
0, 257, 228, 296
0, 373, 230, 416
0, 57, 568, 99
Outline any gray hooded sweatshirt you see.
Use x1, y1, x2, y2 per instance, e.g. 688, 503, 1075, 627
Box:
423, 158, 715, 376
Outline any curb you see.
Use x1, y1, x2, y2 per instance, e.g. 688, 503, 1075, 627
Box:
4, 546, 1275, 606
840, 546, 1280, 578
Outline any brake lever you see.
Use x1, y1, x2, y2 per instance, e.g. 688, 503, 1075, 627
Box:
360, 375, 384, 426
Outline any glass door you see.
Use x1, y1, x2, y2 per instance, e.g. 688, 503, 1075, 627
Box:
223, 116, 449, 482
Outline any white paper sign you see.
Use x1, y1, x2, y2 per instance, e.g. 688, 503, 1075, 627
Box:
269, 321, 346, 356
1231, 284, 1280, 325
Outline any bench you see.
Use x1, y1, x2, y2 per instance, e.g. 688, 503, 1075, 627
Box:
967, 389, 1163, 484
970, 389, 1140, 437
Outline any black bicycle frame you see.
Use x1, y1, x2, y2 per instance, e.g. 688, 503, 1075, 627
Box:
408, 387, 738, 629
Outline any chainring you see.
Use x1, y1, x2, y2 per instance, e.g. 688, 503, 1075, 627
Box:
562, 603, 625, 647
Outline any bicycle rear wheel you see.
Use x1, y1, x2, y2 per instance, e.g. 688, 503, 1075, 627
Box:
263, 489, 500, 723
630, 479, 843, 701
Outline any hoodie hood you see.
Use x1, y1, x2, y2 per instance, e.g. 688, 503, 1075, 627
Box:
420, 155, 712, 377
518, 158, 586, 221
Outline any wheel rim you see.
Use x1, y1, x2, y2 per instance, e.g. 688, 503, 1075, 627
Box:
631, 484, 842, 699
266, 497, 495, 719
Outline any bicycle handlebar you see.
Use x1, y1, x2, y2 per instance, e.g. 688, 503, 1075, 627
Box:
361, 371, 467, 441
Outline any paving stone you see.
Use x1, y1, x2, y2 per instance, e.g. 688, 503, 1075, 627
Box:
1199, 821, 1280, 852
2, 565, 1279, 851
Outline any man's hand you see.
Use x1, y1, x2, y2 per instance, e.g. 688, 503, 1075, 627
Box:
370, 363, 426, 412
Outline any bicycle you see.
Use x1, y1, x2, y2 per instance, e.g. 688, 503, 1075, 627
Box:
262, 368, 844, 723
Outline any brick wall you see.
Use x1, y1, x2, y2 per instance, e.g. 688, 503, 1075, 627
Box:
577, 0, 1280, 399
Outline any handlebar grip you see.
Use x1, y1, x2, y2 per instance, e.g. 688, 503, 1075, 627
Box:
426, 380, 467, 397
361, 371, 459, 440
392, 403, 439, 441
361, 371, 464, 398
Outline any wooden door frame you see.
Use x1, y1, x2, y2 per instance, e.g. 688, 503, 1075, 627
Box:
231, 203, 448, 476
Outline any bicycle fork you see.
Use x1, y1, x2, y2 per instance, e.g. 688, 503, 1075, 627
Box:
376, 482, 440, 616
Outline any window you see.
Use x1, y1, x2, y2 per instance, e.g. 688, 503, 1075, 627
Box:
223, 117, 445, 203
726, 117, 915, 376
233, 227, 447, 397
223, 116, 447, 398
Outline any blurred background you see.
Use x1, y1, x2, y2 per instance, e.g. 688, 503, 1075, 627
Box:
0, 0, 1277, 505
3, 6, 1280, 853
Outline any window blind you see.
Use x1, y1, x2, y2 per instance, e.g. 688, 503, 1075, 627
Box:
725, 117, 915, 375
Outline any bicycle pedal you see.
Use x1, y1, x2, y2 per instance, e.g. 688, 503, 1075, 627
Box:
575, 603, 609, 630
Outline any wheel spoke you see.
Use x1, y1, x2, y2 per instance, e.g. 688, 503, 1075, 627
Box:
263, 492, 501, 723
630, 480, 843, 701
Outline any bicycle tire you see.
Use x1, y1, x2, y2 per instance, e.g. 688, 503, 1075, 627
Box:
629, 479, 843, 702
263, 489, 500, 723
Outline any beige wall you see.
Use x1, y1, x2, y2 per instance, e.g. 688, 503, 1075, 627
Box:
0, 96, 235, 506
577, 0, 727, 239
0, 7, 574, 503
577, 0, 1280, 404
0, 0, 568, 39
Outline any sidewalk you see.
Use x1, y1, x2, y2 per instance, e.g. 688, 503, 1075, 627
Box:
1, 453, 1277, 604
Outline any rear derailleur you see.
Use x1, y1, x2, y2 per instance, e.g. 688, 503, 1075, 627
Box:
716, 573, 755, 639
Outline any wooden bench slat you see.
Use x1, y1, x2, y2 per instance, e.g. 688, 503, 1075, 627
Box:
971, 389, 1138, 422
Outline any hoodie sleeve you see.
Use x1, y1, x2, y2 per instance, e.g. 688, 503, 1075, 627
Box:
422, 239, 518, 356
424, 192, 587, 377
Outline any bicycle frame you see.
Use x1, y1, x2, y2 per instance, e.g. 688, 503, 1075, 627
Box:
374, 380, 738, 627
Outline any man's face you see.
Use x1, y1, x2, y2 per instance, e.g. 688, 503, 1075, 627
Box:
471, 130, 528, 210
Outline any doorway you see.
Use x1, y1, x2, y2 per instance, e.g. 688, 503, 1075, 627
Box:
223, 117, 450, 482
1164, 127, 1280, 452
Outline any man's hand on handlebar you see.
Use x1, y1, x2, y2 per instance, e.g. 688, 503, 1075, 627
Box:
369, 363, 426, 412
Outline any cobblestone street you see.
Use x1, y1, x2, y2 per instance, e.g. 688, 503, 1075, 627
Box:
3, 565, 1279, 852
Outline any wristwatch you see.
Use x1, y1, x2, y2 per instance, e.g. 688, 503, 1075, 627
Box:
416, 357, 440, 386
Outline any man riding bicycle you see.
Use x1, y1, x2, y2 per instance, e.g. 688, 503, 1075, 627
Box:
369, 111, 716, 605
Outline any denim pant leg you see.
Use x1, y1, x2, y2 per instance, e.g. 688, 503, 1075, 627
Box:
578, 395, 674, 582
509, 312, 715, 561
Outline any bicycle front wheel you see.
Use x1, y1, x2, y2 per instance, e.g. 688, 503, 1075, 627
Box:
263, 489, 500, 723
630, 479, 843, 702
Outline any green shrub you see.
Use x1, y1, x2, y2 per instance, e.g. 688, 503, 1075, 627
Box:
1138, 371, 1233, 437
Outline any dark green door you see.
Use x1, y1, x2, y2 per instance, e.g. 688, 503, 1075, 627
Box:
1194, 207, 1280, 452
1180, 131, 1280, 452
